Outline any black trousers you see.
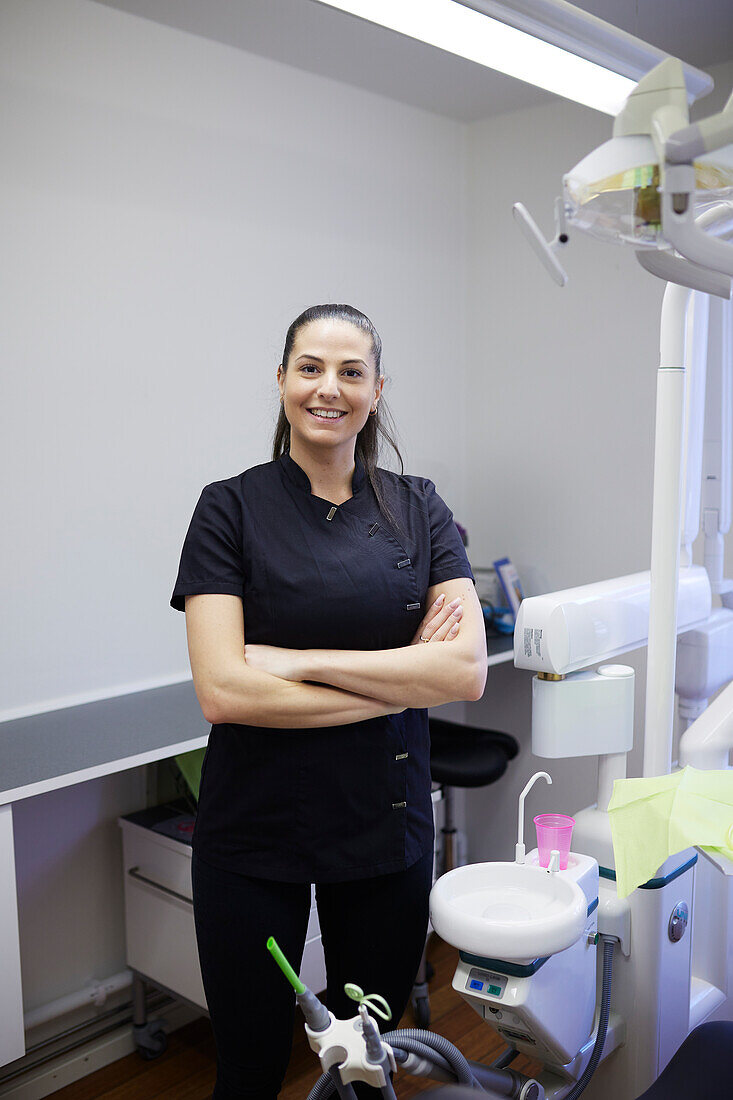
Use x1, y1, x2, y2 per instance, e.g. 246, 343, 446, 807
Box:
191, 850, 433, 1100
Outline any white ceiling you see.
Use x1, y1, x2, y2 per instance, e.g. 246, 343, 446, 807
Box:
93, 0, 733, 121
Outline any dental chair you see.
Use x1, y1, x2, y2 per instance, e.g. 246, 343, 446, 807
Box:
426, 1019, 733, 1100
635, 1021, 733, 1099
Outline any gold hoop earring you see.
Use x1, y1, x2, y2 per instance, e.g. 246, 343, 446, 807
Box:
369, 406, 378, 416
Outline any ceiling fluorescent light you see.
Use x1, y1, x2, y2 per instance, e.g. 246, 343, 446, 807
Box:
313, 0, 713, 115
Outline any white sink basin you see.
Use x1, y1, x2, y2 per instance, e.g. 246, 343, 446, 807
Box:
429, 861, 587, 963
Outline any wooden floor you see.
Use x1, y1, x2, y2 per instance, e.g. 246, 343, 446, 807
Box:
53, 937, 542, 1099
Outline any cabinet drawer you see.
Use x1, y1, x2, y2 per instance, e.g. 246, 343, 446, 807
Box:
120, 818, 193, 899
123, 866, 206, 1010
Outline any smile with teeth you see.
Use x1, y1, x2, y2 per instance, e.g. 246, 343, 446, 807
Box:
307, 408, 347, 419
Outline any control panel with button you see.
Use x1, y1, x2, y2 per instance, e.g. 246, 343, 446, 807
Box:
464, 968, 507, 999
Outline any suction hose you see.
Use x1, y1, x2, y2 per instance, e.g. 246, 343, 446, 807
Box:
307, 1072, 341, 1100
391, 1041, 456, 1078
563, 934, 616, 1100
392, 1042, 531, 1098
382, 1029, 480, 1087
306, 1027, 481, 1099
306, 1026, 537, 1099
491, 1046, 519, 1070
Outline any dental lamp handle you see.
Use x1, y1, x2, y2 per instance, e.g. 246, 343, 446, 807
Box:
666, 100, 733, 163
516, 770, 552, 864
512, 202, 569, 288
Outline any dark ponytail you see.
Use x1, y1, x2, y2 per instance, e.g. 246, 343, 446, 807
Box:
272, 304, 405, 533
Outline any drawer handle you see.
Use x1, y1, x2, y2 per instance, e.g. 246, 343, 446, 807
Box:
128, 866, 192, 906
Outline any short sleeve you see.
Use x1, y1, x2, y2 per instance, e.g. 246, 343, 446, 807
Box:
170, 482, 245, 612
425, 480, 475, 587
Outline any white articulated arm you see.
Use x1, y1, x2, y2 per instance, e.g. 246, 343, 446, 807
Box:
703, 295, 733, 594
680, 291, 709, 565
636, 250, 731, 298
679, 677, 733, 769
654, 87, 733, 278
660, 169, 733, 279
665, 90, 733, 162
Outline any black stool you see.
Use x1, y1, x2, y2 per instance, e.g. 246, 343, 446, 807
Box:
410, 719, 520, 1027
430, 718, 520, 876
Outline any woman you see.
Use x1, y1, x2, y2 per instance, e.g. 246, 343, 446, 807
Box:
171, 304, 487, 1099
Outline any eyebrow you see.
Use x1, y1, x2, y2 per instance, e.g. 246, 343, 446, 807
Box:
295, 355, 369, 368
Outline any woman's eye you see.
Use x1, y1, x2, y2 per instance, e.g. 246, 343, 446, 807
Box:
301, 364, 362, 378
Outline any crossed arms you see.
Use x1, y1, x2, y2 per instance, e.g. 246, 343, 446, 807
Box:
185, 578, 488, 728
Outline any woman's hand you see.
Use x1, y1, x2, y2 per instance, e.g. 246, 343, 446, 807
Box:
410, 593, 463, 645
244, 595, 464, 684
244, 644, 305, 682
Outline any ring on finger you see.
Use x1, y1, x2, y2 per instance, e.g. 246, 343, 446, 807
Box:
420, 635, 429, 642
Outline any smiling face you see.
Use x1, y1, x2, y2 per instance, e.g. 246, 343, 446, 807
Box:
277, 319, 383, 458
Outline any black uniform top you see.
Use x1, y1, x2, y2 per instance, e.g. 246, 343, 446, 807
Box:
171, 450, 474, 883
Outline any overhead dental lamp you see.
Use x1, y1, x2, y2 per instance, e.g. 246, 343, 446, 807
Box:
565, 60, 733, 261
516, 57, 733, 293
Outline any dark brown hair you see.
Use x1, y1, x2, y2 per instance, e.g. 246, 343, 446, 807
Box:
272, 304, 404, 530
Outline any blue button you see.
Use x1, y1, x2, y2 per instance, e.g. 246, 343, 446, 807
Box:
469, 979, 484, 991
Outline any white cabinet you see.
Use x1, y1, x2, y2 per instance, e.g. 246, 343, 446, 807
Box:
118, 809, 326, 1012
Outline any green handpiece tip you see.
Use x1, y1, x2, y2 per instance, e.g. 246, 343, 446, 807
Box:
266, 936, 305, 993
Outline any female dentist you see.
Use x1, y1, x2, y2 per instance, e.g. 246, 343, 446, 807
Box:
171, 303, 488, 1098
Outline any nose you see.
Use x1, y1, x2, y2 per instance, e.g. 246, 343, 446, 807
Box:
317, 371, 340, 400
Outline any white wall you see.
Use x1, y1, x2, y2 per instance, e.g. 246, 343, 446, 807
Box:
2, 0, 469, 1027
1, 0, 469, 721
462, 59, 733, 864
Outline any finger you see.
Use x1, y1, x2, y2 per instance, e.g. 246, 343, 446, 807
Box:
411, 593, 447, 643
420, 597, 461, 640
431, 604, 463, 641
413, 594, 444, 635
429, 603, 462, 641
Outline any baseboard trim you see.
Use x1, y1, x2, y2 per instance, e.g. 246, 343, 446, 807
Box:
0, 1003, 200, 1099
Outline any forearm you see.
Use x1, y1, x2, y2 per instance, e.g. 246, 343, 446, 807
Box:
207, 661, 403, 728
302, 644, 486, 709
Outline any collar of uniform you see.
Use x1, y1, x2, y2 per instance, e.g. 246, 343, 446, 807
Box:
279, 451, 367, 495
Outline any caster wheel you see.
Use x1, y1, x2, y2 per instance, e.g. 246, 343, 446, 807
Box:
412, 996, 431, 1028
135, 1027, 168, 1060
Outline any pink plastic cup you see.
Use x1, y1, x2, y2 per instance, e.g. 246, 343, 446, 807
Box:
534, 813, 575, 869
